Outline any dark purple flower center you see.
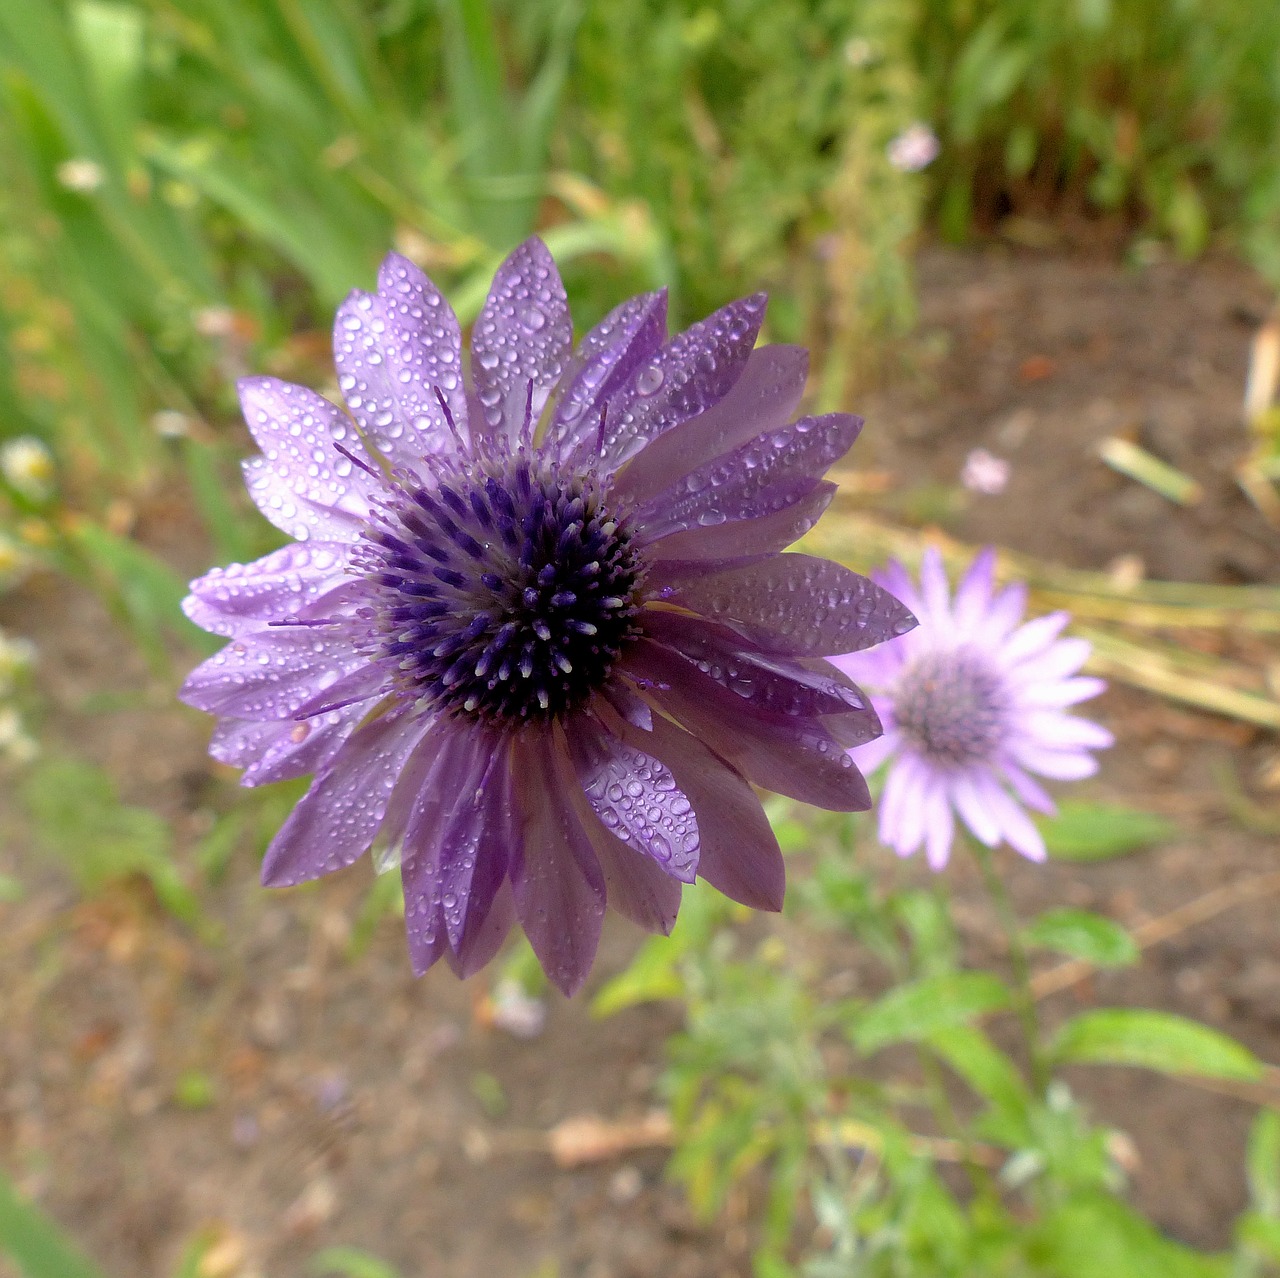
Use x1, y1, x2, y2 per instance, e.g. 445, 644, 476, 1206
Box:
893, 647, 1009, 768
364, 456, 642, 723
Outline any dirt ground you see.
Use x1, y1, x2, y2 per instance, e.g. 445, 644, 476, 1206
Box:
1, 245, 1279, 1277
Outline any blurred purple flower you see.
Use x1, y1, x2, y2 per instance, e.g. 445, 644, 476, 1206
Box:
180, 239, 915, 994
832, 549, 1111, 869
960, 447, 1011, 495
887, 123, 940, 173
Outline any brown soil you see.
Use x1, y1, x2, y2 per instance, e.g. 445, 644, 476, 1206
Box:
1, 245, 1278, 1277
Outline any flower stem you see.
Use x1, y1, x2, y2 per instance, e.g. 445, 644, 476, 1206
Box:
971, 841, 1049, 1095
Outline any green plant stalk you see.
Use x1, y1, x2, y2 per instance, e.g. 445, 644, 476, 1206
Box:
972, 841, 1049, 1096
918, 1044, 999, 1201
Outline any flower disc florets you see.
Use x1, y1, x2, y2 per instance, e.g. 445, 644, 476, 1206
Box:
363, 456, 642, 722
893, 648, 1009, 768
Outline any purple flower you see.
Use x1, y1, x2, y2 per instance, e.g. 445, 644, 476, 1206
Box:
180, 239, 914, 994
831, 549, 1112, 869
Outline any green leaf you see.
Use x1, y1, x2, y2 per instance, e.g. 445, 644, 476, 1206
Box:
592, 934, 684, 1016
1039, 802, 1175, 861
927, 1025, 1029, 1124
1035, 1190, 1230, 1277
1023, 909, 1138, 967
0, 1170, 110, 1278
1247, 1109, 1280, 1216
852, 973, 1012, 1055
309, 1247, 402, 1278
1051, 1009, 1263, 1082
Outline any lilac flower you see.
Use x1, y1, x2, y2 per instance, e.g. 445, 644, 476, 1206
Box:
960, 447, 1010, 496
180, 239, 914, 994
886, 123, 940, 173
831, 549, 1112, 869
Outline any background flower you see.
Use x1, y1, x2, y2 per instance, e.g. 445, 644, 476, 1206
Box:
831, 548, 1111, 868
180, 239, 915, 994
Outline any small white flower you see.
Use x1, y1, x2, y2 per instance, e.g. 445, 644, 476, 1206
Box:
488, 979, 546, 1038
887, 123, 941, 173
961, 447, 1011, 495
56, 158, 106, 193
0, 437, 54, 502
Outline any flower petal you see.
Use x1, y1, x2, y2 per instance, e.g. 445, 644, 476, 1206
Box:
643, 610, 877, 724
1018, 711, 1115, 751
1017, 676, 1107, 708
261, 709, 433, 887
975, 775, 1046, 861
548, 291, 668, 459
447, 881, 516, 978
642, 482, 835, 565
629, 640, 872, 812
666, 554, 917, 657
923, 781, 956, 869
236, 377, 379, 536
183, 542, 353, 637
949, 770, 1002, 846
509, 731, 606, 996
952, 547, 997, 634
998, 611, 1071, 666
1011, 742, 1101, 780
612, 345, 809, 506
595, 293, 768, 472
631, 413, 861, 545
333, 257, 466, 467
180, 629, 370, 721
567, 716, 699, 882
471, 238, 573, 439
917, 547, 953, 629
629, 708, 784, 911
577, 801, 683, 934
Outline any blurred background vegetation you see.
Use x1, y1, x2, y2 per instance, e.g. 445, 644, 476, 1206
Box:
2, 0, 1279, 507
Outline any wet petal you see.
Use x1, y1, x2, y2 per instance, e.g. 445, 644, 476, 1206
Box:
643, 610, 876, 723
237, 377, 378, 532
261, 710, 433, 887
333, 260, 465, 466
179, 629, 369, 721
629, 640, 872, 812
626, 708, 784, 911
577, 801, 683, 934
642, 482, 835, 565
184, 542, 353, 637
471, 238, 573, 439
612, 345, 809, 506
631, 413, 861, 545
509, 731, 606, 996
549, 291, 668, 458
665, 554, 917, 657
567, 715, 699, 881
595, 293, 768, 472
